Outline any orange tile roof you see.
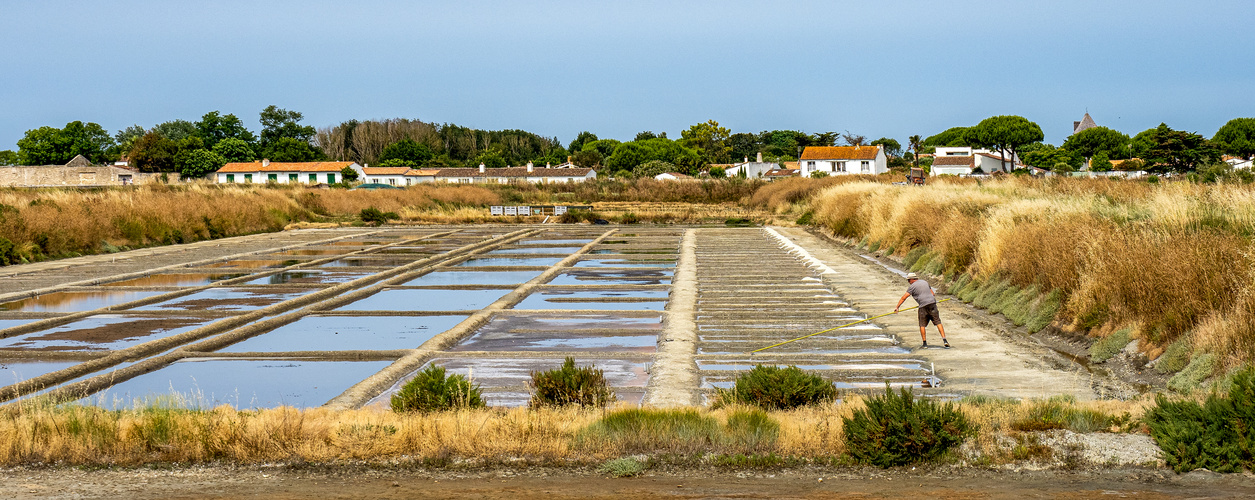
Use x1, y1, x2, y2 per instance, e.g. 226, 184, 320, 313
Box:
362, 167, 411, 175
217, 161, 355, 173
799, 146, 880, 161
434, 167, 595, 178
405, 169, 440, 176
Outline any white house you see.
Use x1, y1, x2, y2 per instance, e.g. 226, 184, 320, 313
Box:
723, 152, 779, 178
798, 146, 888, 175
1225, 155, 1253, 170
216, 160, 364, 184
361, 167, 410, 186
930, 155, 975, 176
654, 172, 693, 181
929, 147, 1023, 175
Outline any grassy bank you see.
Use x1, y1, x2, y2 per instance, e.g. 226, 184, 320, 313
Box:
0, 396, 1146, 467
798, 177, 1255, 378
0, 178, 771, 266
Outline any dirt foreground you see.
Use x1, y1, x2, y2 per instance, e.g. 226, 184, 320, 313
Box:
3, 465, 1255, 499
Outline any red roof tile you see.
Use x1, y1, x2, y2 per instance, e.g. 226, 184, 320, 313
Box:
217, 161, 355, 173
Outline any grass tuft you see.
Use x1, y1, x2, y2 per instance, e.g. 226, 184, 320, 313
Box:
1090, 328, 1133, 363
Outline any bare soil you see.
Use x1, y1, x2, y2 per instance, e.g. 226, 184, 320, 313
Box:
3, 465, 1253, 499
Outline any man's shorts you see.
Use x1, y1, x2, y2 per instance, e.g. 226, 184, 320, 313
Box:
918, 302, 942, 327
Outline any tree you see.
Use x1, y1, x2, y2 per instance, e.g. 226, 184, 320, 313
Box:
127, 132, 179, 172
568, 131, 598, 154
178, 149, 226, 178
680, 120, 731, 164
474, 149, 507, 169
0, 150, 17, 166
635, 160, 676, 179
581, 139, 621, 158
1062, 126, 1130, 164
1051, 162, 1075, 175
842, 131, 867, 147
870, 137, 902, 157
634, 131, 659, 141
1135, 123, 1221, 174
1020, 143, 1082, 171
16, 121, 114, 165
570, 149, 602, 168
1212, 118, 1255, 160
194, 111, 255, 149
923, 127, 973, 147
971, 115, 1043, 172
259, 105, 316, 147
339, 165, 359, 182
152, 120, 197, 141
1090, 152, 1114, 172
114, 125, 147, 155
211, 138, 256, 163
378, 139, 434, 166
265, 137, 324, 162
907, 135, 924, 168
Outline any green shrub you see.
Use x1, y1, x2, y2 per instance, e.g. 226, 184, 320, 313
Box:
1090, 328, 1133, 363
1156, 338, 1193, 374
599, 457, 647, 477
360, 207, 398, 226
1145, 367, 1255, 472
1025, 289, 1063, 333
902, 247, 929, 269
390, 365, 485, 413
577, 408, 720, 455
711, 365, 837, 410
529, 357, 615, 408
724, 408, 780, 451
724, 217, 753, 227
795, 211, 814, 226
843, 386, 975, 467
618, 212, 640, 224
1169, 353, 1217, 393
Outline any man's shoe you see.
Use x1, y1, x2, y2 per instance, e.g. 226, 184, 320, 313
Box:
921, 341, 928, 349
943, 340, 951, 349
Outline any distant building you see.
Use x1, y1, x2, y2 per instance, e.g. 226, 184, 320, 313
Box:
1225, 155, 1253, 170
763, 168, 801, 180
428, 163, 596, 184
215, 160, 363, 184
0, 154, 172, 187
654, 172, 693, 181
723, 152, 779, 178
929, 147, 1023, 174
798, 145, 888, 175
1072, 112, 1098, 135
361, 167, 411, 186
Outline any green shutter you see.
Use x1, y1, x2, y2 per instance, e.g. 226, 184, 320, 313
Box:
309, 174, 317, 183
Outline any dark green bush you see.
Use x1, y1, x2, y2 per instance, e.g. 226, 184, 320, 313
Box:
843, 386, 975, 467
529, 357, 615, 408
360, 207, 399, 226
795, 211, 814, 226
1145, 366, 1255, 472
712, 365, 838, 410
390, 365, 485, 413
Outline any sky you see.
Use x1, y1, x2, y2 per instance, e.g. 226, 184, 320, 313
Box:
2, 0, 1252, 151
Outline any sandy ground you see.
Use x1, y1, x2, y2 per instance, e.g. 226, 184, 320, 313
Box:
3, 465, 1254, 499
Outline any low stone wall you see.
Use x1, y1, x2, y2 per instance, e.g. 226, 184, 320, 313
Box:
0, 165, 178, 187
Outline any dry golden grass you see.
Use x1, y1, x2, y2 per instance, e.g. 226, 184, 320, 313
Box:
0, 396, 1153, 466
807, 177, 1255, 369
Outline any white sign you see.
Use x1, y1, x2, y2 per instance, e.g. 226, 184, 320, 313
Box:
504, 206, 517, 216
490, 206, 503, 216
554, 206, 567, 215
517, 206, 530, 216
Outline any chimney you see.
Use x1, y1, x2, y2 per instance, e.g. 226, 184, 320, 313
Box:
567, 155, 572, 163
527, 161, 534, 173
479, 163, 485, 174
744, 156, 748, 163
546, 162, 551, 168
262, 159, 270, 167
756, 152, 763, 163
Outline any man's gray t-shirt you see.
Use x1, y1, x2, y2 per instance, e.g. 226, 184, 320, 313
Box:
906, 280, 937, 307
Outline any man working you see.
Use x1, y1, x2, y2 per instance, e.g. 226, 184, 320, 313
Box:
895, 272, 949, 348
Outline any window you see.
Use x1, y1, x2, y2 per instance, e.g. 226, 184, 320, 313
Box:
289, 174, 298, 182
309, 174, 317, 183
327, 173, 336, 184
862, 161, 871, 172
244, 174, 252, 183
838, 162, 847, 172
226, 174, 235, 183
388, 178, 396, 185
406, 178, 413, 186
267, 173, 278, 182
806, 161, 815, 171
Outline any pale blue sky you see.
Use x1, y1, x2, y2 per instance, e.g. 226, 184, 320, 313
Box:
2, 0, 1251, 150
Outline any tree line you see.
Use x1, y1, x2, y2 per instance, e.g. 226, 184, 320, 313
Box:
4, 109, 1253, 179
